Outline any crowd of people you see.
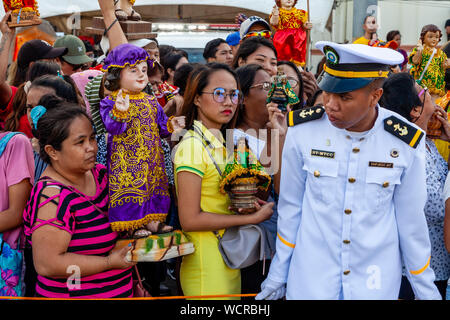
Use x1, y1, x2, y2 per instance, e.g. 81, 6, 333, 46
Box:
1, 0, 450, 300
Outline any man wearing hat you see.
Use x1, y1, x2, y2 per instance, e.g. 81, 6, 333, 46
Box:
256, 41, 441, 300
239, 16, 272, 42
54, 35, 94, 76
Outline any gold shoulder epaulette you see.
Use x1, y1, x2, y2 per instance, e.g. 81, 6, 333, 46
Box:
383, 115, 424, 148
287, 106, 325, 127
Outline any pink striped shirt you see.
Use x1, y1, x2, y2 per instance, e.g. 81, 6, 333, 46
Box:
23, 164, 133, 298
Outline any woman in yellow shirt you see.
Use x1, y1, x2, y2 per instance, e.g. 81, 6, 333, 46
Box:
174, 63, 274, 299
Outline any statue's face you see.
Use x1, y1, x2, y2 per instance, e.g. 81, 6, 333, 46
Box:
237, 139, 246, 152
119, 61, 149, 93
423, 31, 440, 48
363, 16, 378, 33
280, 0, 295, 9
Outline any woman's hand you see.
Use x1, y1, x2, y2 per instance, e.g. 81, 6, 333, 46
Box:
435, 105, 450, 142
245, 198, 274, 224
266, 102, 289, 137
304, 22, 313, 30
301, 70, 319, 102
0, 11, 14, 37
107, 244, 137, 269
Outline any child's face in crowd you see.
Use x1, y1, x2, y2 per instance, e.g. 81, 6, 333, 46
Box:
120, 61, 149, 93
195, 69, 238, 128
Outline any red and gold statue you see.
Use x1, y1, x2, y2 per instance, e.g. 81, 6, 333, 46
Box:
269, 0, 312, 67
3, 0, 41, 27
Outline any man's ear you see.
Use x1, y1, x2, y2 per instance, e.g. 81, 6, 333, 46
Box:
44, 145, 58, 162
370, 87, 384, 108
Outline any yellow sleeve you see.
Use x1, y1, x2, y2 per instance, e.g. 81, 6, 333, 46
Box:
174, 135, 207, 178
353, 37, 370, 45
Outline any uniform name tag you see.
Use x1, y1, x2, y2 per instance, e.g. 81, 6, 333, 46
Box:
369, 161, 394, 168
311, 149, 335, 159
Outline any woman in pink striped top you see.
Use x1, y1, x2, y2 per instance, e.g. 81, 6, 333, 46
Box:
23, 95, 136, 298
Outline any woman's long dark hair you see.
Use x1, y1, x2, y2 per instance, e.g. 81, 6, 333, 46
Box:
178, 62, 241, 140
33, 95, 92, 164
4, 61, 63, 132
379, 72, 422, 121
232, 37, 277, 70
235, 63, 265, 127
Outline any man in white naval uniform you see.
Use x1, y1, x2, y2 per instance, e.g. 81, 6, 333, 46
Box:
256, 42, 441, 300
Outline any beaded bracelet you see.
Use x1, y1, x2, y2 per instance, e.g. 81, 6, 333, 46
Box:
109, 108, 128, 123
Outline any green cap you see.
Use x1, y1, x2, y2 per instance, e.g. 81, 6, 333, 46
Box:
54, 35, 94, 65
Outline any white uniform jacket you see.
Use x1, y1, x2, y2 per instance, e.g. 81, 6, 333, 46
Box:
268, 106, 441, 300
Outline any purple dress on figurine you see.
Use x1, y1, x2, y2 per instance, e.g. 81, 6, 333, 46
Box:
99, 44, 173, 232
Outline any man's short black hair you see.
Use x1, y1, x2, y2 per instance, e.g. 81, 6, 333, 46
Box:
203, 38, 227, 60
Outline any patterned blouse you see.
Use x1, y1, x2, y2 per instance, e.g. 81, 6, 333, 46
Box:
424, 138, 450, 281
23, 164, 133, 298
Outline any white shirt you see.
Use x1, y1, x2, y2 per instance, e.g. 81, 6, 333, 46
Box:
267, 106, 441, 300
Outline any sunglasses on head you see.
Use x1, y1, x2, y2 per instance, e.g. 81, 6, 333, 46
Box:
201, 87, 242, 105
243, 30, 272, 40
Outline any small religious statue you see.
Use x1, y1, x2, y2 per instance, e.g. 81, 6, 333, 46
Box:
114, 0, 141, 21
220, 137, 271, 214
409, 24, 450, 98
269, 0, 312, 67
2, 0, 41, 27
267, 67, 300, 112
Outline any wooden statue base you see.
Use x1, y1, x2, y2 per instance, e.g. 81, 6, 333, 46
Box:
7, 11, 41, 28
115, 230, 194, 262
86, 17, 157, 40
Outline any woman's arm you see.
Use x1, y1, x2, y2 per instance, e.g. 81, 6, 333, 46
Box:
98, 0, 127, 51
31, 189, 135, 278
266, 104, 288, 195
177, 171, 274, 232
0, 178, 31, 233
0, 12, 14, 108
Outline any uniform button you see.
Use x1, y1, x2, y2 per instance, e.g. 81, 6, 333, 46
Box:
359, 138, 365, 141
344, 209, 352, 215
314, 170, 320, 177
346, 135, 351, 139
352, 148, 360, 153
348, 177, 356, 183
343, 270, 351, 275
343, 240, 351, 244
382, 182, 389, 188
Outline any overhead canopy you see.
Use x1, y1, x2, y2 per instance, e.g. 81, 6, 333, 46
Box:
1, 0, 334, 32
